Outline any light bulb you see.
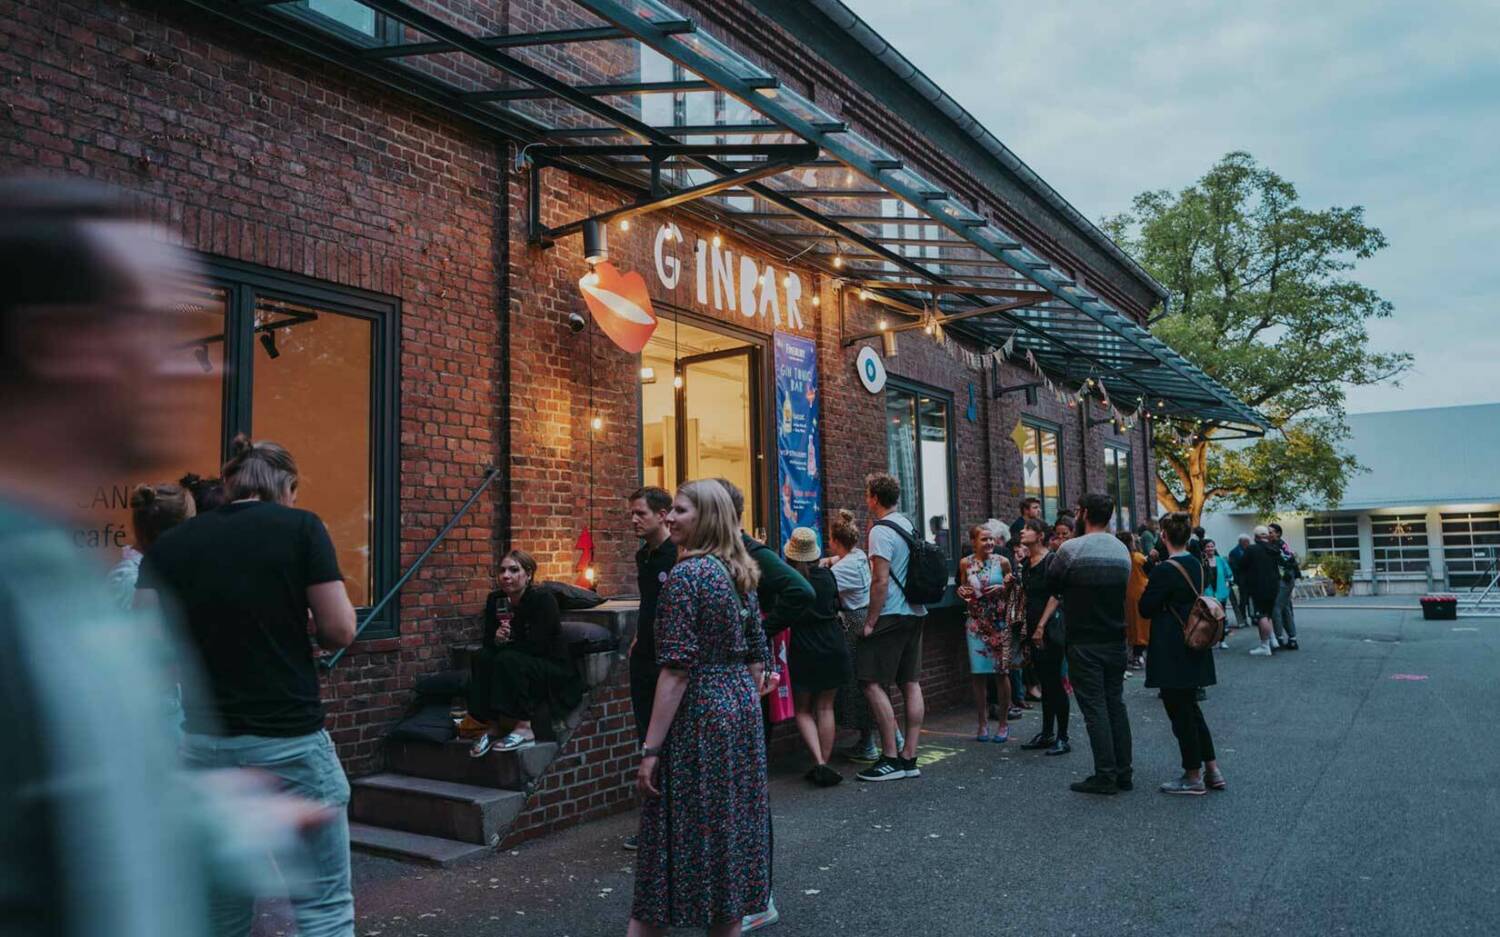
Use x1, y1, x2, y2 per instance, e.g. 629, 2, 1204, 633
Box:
591, 415, 603, 432
584, 565, 596, 583
673, 374, 684, 389
833, 255, 844, 268
619, 218, 631, 231
783, 274, 791, 288
811, 295, 821, 307
878, 318, 888, 331
712, 233, 722, 248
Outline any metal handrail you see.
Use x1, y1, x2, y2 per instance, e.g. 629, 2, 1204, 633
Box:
322, 465, 502, 669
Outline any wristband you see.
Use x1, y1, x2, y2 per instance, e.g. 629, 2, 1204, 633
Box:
641, 745, 662, 758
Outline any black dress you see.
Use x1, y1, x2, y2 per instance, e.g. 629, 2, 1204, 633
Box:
468, 586, 584, 722
787, 565, 854, 693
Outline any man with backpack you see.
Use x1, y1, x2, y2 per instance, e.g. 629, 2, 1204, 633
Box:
855, 473, 941, 782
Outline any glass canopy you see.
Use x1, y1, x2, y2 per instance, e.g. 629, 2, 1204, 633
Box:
185, 0, 1265, 430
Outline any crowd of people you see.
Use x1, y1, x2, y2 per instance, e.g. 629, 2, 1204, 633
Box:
1, 176, 1299, 937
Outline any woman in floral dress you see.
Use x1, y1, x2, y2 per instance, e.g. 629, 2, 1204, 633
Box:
630, 479, 772, 937
958, 524, 1018, 742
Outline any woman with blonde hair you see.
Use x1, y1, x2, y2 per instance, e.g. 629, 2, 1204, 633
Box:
630, 479, 772, 936
822, 508, 876, 761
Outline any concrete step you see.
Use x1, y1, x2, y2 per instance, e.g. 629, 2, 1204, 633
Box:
349, 773, 525, 846
387, 737, 557, 790
348, 822, 491, 868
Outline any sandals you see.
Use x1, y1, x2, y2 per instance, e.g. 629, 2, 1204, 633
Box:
497, 731, 536, 752
469, 730, 537, 758
468, 734, 494, 759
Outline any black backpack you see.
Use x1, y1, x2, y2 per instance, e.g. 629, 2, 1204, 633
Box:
874, 518, 949, 605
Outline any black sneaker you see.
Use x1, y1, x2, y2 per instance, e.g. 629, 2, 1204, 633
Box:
901, 756, 920, 778
1285, 638, 1300, 650
813, 764, 844, 787
1019, 733, 1055, 750
1045, 737, 1072, 756
1069, 774, 1119, 795
856, 756, 908, 782
1115, 772, 1134, 791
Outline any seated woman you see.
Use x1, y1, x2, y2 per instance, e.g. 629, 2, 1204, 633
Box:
468, 550, 584, 757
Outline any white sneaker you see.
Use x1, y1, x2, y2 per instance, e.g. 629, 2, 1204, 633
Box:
743, 896, 779, 931
1249, 645, 1273, 657
1269, 635, 1281, 649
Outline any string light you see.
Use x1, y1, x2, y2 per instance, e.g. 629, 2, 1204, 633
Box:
673, 374, 684, 389
833, 254, 844, 269
584, 565, 597, 584
591, 415, 603, 432
618, 218, 631, 231
811, 294, 821, 307
877, 317, 888, 331
712, 233, 722, 248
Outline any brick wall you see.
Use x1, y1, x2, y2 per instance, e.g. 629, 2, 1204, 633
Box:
1, 0, 508, 775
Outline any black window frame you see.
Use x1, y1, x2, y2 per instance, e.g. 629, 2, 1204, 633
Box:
1370, 512, 1430, 577
1020, 417, 1066, 524
287, 1, 402, 45
203, 255, 401, 637
1305, 513, 1361, 564
1102, 442, 1134, 532
1439, 511, 1500, 589
884, 377, 960, 572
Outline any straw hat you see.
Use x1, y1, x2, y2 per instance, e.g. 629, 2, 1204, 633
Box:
783, 526, 821, 563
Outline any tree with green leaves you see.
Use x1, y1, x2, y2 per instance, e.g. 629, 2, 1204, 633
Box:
1103, 152, 1409, 523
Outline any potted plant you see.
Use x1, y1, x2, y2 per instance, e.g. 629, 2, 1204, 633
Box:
1307, 553, 1355, 596
1421, 593, 1458, 620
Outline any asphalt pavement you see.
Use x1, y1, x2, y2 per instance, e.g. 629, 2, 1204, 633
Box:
258, 604, 1500, 936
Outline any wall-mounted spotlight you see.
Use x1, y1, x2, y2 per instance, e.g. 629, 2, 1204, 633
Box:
881, 330, 898, 358
582, 218, 608, 265
258, 331, 280, 359
194, 344, 213, 373
567, 311, 587, 333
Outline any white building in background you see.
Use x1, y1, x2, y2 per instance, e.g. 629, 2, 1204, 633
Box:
1201, 403, 1500, 595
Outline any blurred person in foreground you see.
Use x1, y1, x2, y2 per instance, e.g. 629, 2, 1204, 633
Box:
138, 434, 358, 937
0, 177, 320, 937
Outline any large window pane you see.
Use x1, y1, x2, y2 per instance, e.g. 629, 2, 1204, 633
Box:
1440, 511, 1500, 589
72, 287, 226, 569
1371, 513, 1429, 577
885, 385, 954, 568
1306, 514, 1360, 563
251, 297, 374, 605
683, 352, 754, 531
1104, 446, 1133, 532
885, 390, 919, 525
918, 396, 952, 551
1022, 421, 1062, 522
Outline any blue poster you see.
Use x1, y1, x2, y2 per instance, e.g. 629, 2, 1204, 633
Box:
773, 332, 823, 550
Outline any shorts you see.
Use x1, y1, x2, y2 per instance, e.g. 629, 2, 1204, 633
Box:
1249, 595, 1277, 620
855, 614, 924, 685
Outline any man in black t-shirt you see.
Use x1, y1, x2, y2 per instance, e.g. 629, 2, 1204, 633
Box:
626, 486, 676, 741
138, 437, 357, 937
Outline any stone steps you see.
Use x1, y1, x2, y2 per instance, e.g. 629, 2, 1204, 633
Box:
349, 773, 526, 846
347, 600, 639, 864
347, 822, 492, 868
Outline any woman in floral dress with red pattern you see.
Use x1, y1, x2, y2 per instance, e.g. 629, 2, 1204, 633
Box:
629, 479, 772, 937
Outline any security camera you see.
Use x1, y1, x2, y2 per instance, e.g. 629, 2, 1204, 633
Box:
567, 311, 587, 333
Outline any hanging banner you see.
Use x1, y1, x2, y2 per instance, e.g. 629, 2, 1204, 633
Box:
773, 332, 823, 550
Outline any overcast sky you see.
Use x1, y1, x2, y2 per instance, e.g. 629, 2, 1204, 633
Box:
846, 0, 1499, 414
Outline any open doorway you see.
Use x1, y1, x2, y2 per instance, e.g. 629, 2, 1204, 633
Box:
640, 315, 764, 537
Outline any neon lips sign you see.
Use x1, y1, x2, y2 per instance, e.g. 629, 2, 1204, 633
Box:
577, 261, 658, 354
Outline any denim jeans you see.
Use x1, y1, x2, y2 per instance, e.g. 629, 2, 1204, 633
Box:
181, 729, 354, 937
1273, 581, 1298, 639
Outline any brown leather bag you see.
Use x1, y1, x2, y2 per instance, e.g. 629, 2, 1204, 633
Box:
1166, 560, 1226, 651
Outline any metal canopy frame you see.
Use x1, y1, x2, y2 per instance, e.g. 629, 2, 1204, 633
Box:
185, 0, 1264, 430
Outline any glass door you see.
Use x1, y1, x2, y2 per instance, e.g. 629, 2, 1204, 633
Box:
680, 348, 759, 533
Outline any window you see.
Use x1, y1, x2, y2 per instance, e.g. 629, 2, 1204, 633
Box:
1371, 514, 1429, 576
1305, 514, 1360, 563
885, 383, 956, 564
1019, 420, 1064, 522
1440, 511, 1500, 589
1102, 445, 1134, 532
71, 258, 399, 632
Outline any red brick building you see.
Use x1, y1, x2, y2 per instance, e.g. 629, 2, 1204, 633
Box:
3, 0, 1262, 858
